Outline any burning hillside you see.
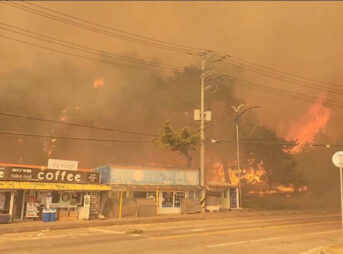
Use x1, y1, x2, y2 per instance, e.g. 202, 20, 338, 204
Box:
286, 96, 331, 153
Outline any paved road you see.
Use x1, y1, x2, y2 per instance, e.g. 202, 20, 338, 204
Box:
0, 211, 342, 254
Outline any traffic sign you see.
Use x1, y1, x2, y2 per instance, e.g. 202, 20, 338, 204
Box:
332, 151, 343, 168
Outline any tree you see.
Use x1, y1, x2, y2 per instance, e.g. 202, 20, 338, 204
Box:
242, 125, 306, 187
155, 121, 200, 168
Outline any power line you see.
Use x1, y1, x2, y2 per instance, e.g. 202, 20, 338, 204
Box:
0, 33, 197, 76
23, 1, 202, 53
2, 1, 200, 56
0, 22, 194, 73
211, 139, 343, 147
212, 52, 343, 89
0, 130, 153, 143
3, 1, 343, 107
219, 73, 343, 109
4, 0, 341, 92
218, 58, 343, 95
0, 111, 159, 137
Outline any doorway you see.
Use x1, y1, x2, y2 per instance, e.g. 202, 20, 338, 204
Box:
12, 190, 24, 221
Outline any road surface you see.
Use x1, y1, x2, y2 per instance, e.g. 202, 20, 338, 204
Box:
0, 211, 342, 254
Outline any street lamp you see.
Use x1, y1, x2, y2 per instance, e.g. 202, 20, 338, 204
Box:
232, 104, 260, 209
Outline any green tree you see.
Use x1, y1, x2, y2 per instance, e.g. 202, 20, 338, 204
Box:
155, 121, 200, 168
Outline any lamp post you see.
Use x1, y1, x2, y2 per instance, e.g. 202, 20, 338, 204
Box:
232, 104, 260, 209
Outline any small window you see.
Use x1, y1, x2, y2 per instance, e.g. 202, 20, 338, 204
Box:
133, 191, 147, 198
71, 193, 82, 205
174, 192, 185, 207
51, 191, 60, 203
147, 192, 156, 200
162, 192, 173, 207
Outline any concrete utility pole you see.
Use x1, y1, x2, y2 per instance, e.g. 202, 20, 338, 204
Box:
200, 52, 206, 211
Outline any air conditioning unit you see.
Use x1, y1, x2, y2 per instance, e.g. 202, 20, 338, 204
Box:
196, 205, 202, 213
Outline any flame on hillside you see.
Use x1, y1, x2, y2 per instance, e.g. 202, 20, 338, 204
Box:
286, 96, 331, 153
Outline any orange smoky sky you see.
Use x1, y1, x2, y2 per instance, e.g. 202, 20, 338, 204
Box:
1, 1, 343, 146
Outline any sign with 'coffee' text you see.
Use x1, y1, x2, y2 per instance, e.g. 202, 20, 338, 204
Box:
0, 167, 99, 184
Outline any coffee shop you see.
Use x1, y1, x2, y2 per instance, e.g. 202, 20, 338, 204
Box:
0, 164, 110, 223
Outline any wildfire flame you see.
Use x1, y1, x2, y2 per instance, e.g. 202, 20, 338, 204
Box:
92, 78, 104, 88
209, 160, 307, 197
286, 96, 331, 153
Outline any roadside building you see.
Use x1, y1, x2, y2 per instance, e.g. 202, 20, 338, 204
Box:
95, 165, 202, 216
0, 163, 110, 223
206, 182, 240, 212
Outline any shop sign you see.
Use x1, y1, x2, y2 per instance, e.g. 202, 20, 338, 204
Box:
0, 167, 100, 184
80, 195, 90, 220
25, 203, 39, 218
108, 168, 199, 185
48, 159, 78, 171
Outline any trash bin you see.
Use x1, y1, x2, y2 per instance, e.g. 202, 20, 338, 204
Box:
49, 208, 56, 222
42, 209, 50, 222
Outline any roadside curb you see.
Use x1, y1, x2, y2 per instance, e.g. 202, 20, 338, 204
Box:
0, 209, 337, 235
0, 213, 228, 234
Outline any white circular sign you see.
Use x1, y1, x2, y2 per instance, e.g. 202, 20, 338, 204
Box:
332, 151, 343, 168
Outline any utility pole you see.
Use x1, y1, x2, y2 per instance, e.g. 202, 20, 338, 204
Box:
200, 52, 206, 212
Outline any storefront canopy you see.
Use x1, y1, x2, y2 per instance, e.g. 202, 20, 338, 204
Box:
0, 181, 110, 191
206, 182, 237, 192
110, 184, 201, 191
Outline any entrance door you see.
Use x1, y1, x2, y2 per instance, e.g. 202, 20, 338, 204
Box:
230, 188, 238, 209
12, 190, 24, 221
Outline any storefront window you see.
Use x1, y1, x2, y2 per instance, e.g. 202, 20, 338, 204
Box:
147, 192, 156, 200
162, 192, 173, 207
71, 193, 82, 205
51, 191, 60, 203
0, 192, 6, 210
133, 191, 147, 198
0, 192, 10, 214
174, 192, 185, 207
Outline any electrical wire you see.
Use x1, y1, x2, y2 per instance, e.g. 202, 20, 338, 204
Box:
0, 130, 153, 142
5, 0, 342, 92
219, 74, 343, 109
219, 58, 343, 95
212, 52, 343, 89
0, 22, 194, 73
0, 111, 158, 137
0, 33, 198, 76
2, 1, 201, 56
211, 139, 343, 147
3, 1, 343, 107
24, 1, 202, 53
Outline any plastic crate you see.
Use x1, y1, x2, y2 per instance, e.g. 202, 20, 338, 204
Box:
42, 212, 50, 222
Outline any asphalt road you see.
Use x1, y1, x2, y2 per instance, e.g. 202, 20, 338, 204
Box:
0, 211, 342, 254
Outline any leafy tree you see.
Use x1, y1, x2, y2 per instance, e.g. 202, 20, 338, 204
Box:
155, 121, 200, 168
241, 125, 306, 187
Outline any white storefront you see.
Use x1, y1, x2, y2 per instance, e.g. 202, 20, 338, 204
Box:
95, 165, 201, 214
